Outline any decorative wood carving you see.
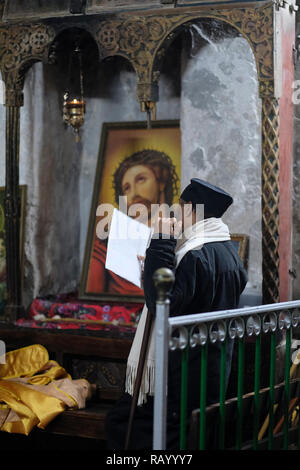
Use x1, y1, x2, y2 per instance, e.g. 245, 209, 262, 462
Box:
0, 4, 275, 102
71, 357, 126, 392
0, 1, 280, 319
4, 106, 22, 320
0, 23, 56, 320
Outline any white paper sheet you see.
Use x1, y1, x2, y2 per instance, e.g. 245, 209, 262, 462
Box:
105, 208, 152, 288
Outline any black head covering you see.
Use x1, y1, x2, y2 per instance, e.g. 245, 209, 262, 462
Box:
180, 178, 233, 218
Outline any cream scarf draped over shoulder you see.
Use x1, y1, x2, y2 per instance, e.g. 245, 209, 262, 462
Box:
125, 217, 231, 406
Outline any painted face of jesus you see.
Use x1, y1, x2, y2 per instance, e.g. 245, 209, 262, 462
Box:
121, 165, 165, 221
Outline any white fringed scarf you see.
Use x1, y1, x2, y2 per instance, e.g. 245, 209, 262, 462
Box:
125, 217, 231, 405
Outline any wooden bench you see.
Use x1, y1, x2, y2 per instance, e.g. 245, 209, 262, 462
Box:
0, 322, 134, 443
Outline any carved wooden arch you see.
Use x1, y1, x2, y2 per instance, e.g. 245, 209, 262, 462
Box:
0, 23, 56, 104
151, 10, 273, 99
0, 4, 275, 104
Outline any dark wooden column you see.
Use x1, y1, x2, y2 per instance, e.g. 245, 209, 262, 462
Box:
4, 86, 24, 322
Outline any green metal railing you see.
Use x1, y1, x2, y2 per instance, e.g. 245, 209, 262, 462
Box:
153, 285, 300, 450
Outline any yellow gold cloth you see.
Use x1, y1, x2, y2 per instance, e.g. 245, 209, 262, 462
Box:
0, 344, 94, 435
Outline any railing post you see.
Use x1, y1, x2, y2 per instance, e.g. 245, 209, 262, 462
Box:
153, 267, 175, 450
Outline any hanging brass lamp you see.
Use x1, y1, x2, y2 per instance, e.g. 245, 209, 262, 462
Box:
63, 45, 85, 143
141, 101, 157, 130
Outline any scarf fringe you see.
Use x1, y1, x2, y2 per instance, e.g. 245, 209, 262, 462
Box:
125, 360, 155, 406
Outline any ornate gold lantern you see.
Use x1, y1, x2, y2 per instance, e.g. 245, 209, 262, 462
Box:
63, 45, 85, 143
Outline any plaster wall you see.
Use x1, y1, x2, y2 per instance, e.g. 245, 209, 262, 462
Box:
0, 65, 81, 308
277, 6, 295, 301
0, 28, 262, 309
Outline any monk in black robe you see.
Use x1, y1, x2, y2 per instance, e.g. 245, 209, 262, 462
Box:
105, 178, 248, 449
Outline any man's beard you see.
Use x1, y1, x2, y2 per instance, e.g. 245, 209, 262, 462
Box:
127, 197, 153, 223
